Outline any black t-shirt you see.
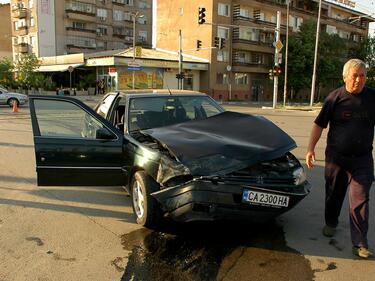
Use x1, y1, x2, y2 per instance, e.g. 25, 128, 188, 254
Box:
315, 86, 375, 157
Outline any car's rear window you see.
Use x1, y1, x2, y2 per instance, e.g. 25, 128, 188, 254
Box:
128, 96, 224, 131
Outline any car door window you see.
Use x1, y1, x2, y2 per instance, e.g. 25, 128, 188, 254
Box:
34, 99, 114, 139
96, 94, 116, 118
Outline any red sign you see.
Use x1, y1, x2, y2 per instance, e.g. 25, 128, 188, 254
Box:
108, 67, 117, 73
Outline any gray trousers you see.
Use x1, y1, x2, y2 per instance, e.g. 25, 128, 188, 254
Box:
325, 150, 373, 248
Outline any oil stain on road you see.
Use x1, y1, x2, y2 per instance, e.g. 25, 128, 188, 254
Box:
119, 220, 314, 281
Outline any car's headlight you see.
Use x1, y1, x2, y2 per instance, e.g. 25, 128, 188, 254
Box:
293, 167, 306, 185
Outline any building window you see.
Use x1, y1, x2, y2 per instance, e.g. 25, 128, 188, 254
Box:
29, 0, 34, 9
66, 1, 95, 14
30, 36, 36, 45
67, 36, 96, 48
97, 26, 108, 36
217, 50, 229, 62
113, 10, 124, 21
97, 8, 108, 21
14, 19, 26, 30
239, 8, 250, 18
73, 22, 85, 29
234, 73, 248, 85
218, 3, 230, 17
138, 31, 147, 42
216, 73, 228, 84
217, 26, 229, 39
30, 17, 35, 26
138, 1, 150, 9
96, 41, 107, 50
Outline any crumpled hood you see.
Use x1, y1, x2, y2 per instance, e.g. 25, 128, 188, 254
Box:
142, 111, 296, 176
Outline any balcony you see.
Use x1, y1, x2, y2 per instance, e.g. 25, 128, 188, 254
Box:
15, 43, 29, 53
113, 33, 126, 39
66, 27, 96, 34
14, 25, 28, 36
13, 8, 27, 18
112, 0, 126, 6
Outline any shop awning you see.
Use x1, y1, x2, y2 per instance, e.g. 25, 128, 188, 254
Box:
37, 63, 84, 72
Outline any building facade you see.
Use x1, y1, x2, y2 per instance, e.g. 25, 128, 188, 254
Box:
156, 0, 374, 101
10, 0, 152, 61
0, 4, 12, 60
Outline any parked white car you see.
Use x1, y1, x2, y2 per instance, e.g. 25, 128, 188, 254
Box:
0, 86, 28, 107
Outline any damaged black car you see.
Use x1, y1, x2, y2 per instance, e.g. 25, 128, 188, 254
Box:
29, 90, 311, 227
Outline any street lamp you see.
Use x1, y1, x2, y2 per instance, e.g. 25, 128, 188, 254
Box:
283, 0, 290, 107
131, 11, 144, 89
310, 0, 322, 107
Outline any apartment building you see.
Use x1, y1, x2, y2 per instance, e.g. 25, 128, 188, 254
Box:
10, 0, 152, 61
0, 4, 12, 59
156, 0, 374, 101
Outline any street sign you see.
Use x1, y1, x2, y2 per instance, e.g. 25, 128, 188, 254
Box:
128, 66, 143, 71
128, 61, 142, 68
274, 40, 284, 51
68, 66, 74, 73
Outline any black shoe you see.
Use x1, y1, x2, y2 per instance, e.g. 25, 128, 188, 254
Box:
322, 225, 336, 237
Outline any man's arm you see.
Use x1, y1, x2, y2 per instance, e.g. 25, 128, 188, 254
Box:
306, 123, 324, 169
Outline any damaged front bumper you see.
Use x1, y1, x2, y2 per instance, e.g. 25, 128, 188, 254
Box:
152, 178, 311, 222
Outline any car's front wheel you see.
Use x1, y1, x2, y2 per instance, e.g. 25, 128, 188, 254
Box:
131, 171, 162, 227
7, 98, 19, 108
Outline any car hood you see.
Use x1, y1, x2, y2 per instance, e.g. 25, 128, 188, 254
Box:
142, 111, 296, 176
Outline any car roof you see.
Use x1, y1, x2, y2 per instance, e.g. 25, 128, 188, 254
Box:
106, 89, 208, 99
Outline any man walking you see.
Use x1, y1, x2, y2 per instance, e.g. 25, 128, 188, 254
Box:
306, 59, 375, 259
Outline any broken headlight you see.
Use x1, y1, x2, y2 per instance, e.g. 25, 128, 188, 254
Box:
293, 167, 307, 185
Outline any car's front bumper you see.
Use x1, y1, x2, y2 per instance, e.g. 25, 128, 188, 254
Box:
152, 179, 311, 222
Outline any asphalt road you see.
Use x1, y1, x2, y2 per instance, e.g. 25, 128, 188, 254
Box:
0, 100, 374, 281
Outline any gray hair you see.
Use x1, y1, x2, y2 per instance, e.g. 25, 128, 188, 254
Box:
342, 59, 367, 78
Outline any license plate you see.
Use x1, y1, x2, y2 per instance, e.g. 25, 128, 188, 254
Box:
242, 190, 289, 208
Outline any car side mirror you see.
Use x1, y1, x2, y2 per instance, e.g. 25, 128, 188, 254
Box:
96, 127, 115, 140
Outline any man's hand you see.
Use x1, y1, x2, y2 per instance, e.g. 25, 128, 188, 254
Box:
306, 151, 315, 169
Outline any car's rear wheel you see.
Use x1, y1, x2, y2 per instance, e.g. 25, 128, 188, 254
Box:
131, 171, 162, 227
7, 98, 19, 108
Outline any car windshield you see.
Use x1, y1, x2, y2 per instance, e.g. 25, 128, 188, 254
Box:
128, 96, 224, 131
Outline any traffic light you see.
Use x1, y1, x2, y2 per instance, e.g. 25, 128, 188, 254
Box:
214, 36, 220, 48
253, 9, 261, 20
176, 72, 185, 80
196, 39, 202, 50
272, 65, 282, 76
268, 69, 274, 80
219, 38, 225, 49
198, 7, 206, 24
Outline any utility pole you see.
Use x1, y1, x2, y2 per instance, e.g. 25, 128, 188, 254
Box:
310, 0, 322, 107
273, 11, 281, 109
178, 29, 183, 90
131, 11, 144, 90
283, 1, 290, 107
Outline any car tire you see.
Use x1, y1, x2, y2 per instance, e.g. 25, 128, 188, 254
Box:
7, 98, 19, 108
131, 171, 162, 227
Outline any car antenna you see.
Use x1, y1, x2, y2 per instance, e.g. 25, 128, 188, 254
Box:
164, 80, 172, 95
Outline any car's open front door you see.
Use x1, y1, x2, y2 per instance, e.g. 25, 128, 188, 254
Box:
29, 96, 127, 186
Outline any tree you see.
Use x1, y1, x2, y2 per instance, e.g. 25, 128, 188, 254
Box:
14, 53, 40, 93
285, 19, 348, 102
285, 19, 316, 96
0, 58, 15, 88
355, 37, 375, 88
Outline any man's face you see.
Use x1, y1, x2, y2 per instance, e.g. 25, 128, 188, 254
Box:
344, 67, 366, 94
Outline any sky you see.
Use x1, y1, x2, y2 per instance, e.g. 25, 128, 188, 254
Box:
0, 0, 373, 34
